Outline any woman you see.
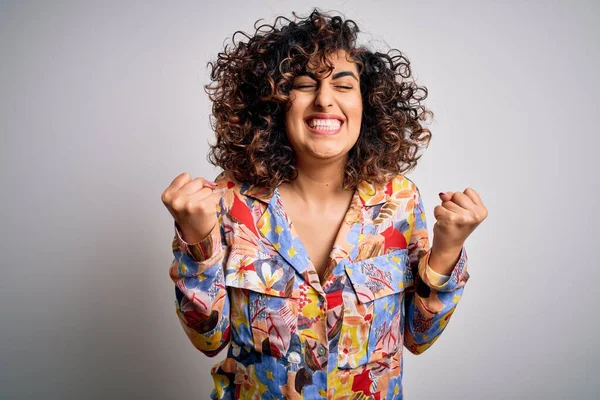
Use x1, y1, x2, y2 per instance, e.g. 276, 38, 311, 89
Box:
161, 9, 487, 399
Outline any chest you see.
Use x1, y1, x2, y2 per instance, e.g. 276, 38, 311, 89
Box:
280, 193, 353, 281
290, 214, 344, 278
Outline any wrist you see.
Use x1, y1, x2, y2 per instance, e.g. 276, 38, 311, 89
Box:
176, 221, 216, 245
428, 245, 463, 275
431, 243, 463, 258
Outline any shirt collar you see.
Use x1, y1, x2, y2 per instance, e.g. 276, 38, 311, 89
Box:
239, 179, 389, 207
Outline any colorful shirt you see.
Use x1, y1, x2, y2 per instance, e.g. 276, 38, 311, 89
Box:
169, 173, 470, 399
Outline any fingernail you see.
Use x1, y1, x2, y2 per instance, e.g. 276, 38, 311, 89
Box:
206, 180, 217, 186
439, 192, 445, 196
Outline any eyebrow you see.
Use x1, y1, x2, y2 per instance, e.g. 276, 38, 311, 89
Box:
298, 70, 359, 81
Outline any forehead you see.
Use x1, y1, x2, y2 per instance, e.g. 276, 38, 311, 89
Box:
304, 49, 359, 75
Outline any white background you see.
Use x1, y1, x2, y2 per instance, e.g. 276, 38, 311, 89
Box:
1, 1, 598, 398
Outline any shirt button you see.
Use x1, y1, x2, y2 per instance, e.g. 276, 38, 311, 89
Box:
317, 346, 326, 356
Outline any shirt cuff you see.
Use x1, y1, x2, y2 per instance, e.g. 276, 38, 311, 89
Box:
425, 262, 452, 285
418, 246, 469, 291
173, 221, 222, 263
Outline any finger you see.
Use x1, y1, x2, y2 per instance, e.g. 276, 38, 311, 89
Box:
433, 204, 454, 221
181, 177, 217, 195
186, 188, 224, 212
162, 172, 193, 205
169, 172, 192, 191
463, 187, 483, 206
439, 191, 454, 202
447, 191, 476, 210
190, 186, 226, 203
441, 200, 464, 213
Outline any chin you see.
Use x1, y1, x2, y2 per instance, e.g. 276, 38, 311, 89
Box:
308, 148, 348, 160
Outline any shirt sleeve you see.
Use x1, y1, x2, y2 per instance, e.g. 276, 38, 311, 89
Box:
174, 220, 223, 263
403, 183, 470, 355
169, 205, 231, 357
425, 261, 451, 285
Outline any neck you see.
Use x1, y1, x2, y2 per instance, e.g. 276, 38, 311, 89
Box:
282, 155, 351, 207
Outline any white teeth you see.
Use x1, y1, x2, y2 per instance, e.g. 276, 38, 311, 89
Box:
307, 119, 341, 129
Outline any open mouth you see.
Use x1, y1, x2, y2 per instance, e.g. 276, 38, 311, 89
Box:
305, 118, 343, 135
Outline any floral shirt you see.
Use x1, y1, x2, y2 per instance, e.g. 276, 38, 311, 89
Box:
169, 172, 470, 399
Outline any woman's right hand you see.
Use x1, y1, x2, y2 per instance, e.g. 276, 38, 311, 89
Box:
161, 172, 222, 244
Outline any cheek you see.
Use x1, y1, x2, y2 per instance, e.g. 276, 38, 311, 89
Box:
284, 107, 301, 130
348, 103, 363, 128
344, 96, 363, 118
285, 100, 309, 123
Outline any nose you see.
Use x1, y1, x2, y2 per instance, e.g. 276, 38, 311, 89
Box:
314, 84, 334, 109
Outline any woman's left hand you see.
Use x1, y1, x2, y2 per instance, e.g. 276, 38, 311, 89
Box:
431, 187, 488, 254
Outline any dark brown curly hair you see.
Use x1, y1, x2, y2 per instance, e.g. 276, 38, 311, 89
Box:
205, 8, 433, 191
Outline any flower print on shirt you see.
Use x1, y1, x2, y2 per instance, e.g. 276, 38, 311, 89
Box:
169, 172, 470, 399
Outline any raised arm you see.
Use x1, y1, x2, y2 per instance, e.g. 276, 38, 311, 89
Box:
169, 221, 231, 356
162, 173, 231, 356
403, 185, 470, 355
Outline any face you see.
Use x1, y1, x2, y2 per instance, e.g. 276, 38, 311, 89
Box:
284, 49, 363, 163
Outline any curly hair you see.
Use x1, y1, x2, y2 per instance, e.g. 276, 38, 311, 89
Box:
205, 8, 433, 191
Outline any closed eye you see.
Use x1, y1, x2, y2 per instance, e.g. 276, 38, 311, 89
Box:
293, 85, 353, 90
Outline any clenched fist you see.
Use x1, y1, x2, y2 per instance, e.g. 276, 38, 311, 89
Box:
161, 172, 222, 244
432, 187, 488, 253
426, 187, 488, 274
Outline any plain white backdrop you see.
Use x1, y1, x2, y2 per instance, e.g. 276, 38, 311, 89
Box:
1, 1, 598, 399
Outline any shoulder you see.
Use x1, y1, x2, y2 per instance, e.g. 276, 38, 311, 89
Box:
385, 173, 420, 199
212, 171, 245, 196
212, 171, 269, 211
357, 173, 418, 206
